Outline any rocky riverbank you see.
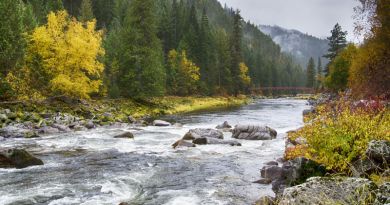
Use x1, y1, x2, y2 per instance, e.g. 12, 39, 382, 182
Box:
0, 96, 248, 139
256, 94, 390, 205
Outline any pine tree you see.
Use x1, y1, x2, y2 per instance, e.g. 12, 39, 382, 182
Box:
118, 0, 165, 98
316, 57, 322, 89
324, 23, 348, 75
199, 7, 212, 86
230, 10, 243, 95
306, 57, 315, 88
0, 0, 26, 76
79, 0, 94, 22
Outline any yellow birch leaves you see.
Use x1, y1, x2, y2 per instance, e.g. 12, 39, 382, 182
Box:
27, 10, 104, 99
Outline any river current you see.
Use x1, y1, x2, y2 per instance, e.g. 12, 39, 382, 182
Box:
0, 99, 309, 205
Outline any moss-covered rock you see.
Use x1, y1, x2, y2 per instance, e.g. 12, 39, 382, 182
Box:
279, 177, 378, 205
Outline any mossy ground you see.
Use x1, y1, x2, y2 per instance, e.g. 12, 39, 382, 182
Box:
0, 96, 250, 125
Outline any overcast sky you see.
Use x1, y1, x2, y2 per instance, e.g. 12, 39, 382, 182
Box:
217, 0, 360, 41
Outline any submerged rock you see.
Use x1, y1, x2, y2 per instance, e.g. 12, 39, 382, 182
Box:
253, 178, 272, 185
278, 177, 377, 205
0, 149, 44, 169
153, 120, 171, 127
113, 132, 134, 139
172, 139, 196, 149
232, 125, 277, 140
182, 128, 223, 140
192, 137, 241, 146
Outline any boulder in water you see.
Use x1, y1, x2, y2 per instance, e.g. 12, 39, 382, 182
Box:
183, 128, 223, 140
0, 149, 44, 169
172, 139, 196, 149
232, 125, 277, 140
85, 121, 95, 129
114, 132, 134, 139
192, 137, 241, 146
153, 120, 171, 127
216, 121, 232, 129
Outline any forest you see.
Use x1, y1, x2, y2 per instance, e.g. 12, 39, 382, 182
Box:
0, 0, 307, 101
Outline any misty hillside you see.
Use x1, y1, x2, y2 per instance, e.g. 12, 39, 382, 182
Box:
259, 25, 329, 68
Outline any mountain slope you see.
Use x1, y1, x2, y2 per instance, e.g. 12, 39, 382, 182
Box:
259, 25, 329, 68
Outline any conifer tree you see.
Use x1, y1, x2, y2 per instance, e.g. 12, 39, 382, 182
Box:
0, 0, 26, 76
324, 23, 348, 75
230, 10, 243, 95
118, 0, 165, 98
306, 57, 315, 88
79, 0, 94, 22
316, 57, 322, 89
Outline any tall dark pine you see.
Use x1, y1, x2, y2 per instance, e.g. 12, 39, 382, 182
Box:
0, 0, 25, 76
199, 8, 212, 85
317, 57, 322, 89
306, 57, 315, 88
118, 0, 165, 98
323, 23, 347, 75
230, 10, 243, 95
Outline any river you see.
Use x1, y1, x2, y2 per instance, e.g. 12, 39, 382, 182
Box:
0, 99, 309, 205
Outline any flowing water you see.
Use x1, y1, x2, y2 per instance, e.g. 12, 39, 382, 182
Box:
0, 99, 309, 205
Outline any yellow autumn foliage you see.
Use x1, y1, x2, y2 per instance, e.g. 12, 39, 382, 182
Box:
26, 10, 104, 99
239, 62, 251, 87
167, 50, 200, 95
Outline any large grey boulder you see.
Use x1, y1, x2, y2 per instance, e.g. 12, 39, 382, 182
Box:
0, 149, 44, 169
153, 120, 171, 127
192, 137, 241, 146
183, 128, 223, 140
232, 125, 277, 140
172, 140, 196, 149
278, 177, 377, 205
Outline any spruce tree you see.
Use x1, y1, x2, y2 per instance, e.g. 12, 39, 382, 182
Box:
79, 0, 94, 22
199, 8, 212, 86
0, 0, 26, 76
306, 57, 315, 88
230, 10, 243, 95
317, 57, 322, 89
324, 23, 348, 75
118, 0, 165, 98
